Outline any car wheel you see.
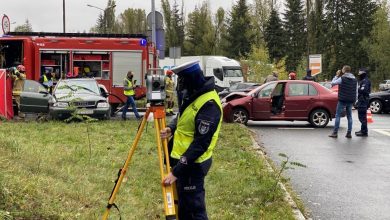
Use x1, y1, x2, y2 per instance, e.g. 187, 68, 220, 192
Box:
309, 109, 329, 128
231, 108, 248, 125
369, 99, 382, 114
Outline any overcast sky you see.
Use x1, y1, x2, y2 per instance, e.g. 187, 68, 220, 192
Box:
1, 0, 281, 33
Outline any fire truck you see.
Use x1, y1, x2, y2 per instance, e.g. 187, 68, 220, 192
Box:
0, 32, 157, 113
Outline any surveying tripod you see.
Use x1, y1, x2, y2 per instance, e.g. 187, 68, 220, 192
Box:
102, 104, 178, 220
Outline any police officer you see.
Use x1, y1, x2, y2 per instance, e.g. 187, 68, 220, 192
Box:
165, 70, 175, 116
160, 60, 222, 220
122, 71, 141, 120
355, 68, 371, 136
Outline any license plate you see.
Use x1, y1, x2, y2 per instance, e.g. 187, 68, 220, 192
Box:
76, 109, 93, 114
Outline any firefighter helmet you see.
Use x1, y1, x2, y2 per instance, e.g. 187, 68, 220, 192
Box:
17, 65, 26, 72
166, 70, 173, 76
288, 72, 296, 80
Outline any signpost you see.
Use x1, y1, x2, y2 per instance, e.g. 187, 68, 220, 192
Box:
2, 14, 11, 34
309, 54, 322, 76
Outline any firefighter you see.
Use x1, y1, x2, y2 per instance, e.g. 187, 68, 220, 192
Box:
11, 65, 26, 118
122, 71, 141, 120
165, 70, 175, 116
160, 60, 222, 219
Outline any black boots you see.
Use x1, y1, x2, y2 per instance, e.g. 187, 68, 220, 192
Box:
355, 131, 368, 137
328, 132, 338, 138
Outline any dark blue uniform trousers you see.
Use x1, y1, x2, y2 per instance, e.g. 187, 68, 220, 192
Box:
176, 159, 212, 220
358, 107, 368, 134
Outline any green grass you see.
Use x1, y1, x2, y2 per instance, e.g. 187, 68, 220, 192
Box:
0, 120, 297, 219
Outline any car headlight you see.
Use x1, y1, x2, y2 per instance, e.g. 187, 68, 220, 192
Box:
53, 102, 69, 107
97, 102, 109, 108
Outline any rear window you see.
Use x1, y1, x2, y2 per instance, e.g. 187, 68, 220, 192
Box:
288, 83, 317, 96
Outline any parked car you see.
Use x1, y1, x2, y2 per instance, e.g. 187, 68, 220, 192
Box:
19, 79, 110, 120
222, 80, 339, 127
379, 80, 390, 91
369, 89, 390, 114
318, 81, 339, 93
218, 82, 261, 98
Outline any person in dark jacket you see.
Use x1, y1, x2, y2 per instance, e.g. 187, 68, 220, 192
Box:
329, 65, 357, 138
303, 68, 315, 81
160, 60, 222, 220
355, 68, 371, 136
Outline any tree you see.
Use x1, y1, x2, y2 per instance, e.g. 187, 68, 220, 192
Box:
161, 0, 185, 56
105, 0, 117, 33
362, 1, 390, 86
251, 0, 273, 46
116, 8, 147, 34
184, 2, 214, 55
213, 7, 228, 55
264, 9, 286, 63
90, 0, 117, 34
343, 0, 377, 70
322, 0, 349, 78
13, 19, 33, 32
246, 45, 273, 83
224, 0, 253, 59
307, 0, 325, 55
283, 0, 307, 72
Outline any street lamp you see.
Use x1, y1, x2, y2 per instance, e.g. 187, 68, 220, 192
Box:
87, 4, 116, 34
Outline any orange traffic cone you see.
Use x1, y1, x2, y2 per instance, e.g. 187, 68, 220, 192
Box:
367, 109, 374, 123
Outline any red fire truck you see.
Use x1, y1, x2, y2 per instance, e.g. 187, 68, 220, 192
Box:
0, 32, 157, 113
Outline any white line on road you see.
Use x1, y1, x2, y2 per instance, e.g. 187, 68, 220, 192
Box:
372, 129, 390, 136
277, 128, 315, 130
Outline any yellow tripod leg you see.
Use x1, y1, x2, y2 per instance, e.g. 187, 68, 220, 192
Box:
102, 109, 151, 220
153, 106, 177, 219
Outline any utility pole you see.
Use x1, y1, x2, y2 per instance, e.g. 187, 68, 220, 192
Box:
63, 0, 66, 33
151, 0, 156, 46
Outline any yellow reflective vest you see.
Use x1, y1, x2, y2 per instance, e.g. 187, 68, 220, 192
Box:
124, 78, 135, 96
171, 90, 222, 163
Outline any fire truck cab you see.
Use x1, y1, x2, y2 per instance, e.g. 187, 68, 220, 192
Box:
0, 32, 157, 114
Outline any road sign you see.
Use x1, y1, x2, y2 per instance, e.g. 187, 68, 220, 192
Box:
147, 11, 164, 30
309, 54, 322, 76
2, 14, 10, 34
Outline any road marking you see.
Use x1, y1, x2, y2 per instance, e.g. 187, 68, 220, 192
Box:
277, 128, 315, 130
372, 129, 390, 136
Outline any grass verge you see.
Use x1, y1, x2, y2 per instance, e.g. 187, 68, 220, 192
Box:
0, 120, 297, 219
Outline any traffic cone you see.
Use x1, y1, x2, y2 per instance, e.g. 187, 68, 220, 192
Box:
367, 109, 374, 123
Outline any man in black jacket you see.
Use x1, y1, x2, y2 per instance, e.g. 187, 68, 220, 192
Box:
329, 65, 357, 138
355, 68, 371, 136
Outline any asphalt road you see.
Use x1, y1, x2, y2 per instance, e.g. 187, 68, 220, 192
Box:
248, 110, 390, 220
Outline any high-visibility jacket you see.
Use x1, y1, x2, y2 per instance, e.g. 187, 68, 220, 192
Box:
171, 90, 222, 163
123, 78, 135, 96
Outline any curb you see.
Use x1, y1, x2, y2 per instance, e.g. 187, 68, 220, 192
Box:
249, 133, 307, 220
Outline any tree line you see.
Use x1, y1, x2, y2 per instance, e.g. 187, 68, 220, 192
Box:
14, 0, 390, 87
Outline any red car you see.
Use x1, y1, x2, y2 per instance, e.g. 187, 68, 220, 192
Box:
223, 80, 339, 127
